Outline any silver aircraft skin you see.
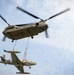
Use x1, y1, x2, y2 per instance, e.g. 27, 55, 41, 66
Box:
0, 50, 36, 74
0, 7, 70, 42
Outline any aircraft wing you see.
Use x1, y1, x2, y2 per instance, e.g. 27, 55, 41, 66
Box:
15, 65, 24, 73
11, 53, 21, 64
11, 53, 28, 74
15, 65, 30, 74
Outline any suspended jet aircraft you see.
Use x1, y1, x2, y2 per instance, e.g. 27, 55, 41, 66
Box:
0, 7, 70, 42
0, 50, 36, 74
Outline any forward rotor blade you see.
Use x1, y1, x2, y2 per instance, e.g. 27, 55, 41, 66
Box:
45, 8, 70, 21
2, 36, 6, 41
17, 6, 43, 21
45, 30, 49, 38
0, 15, 10, 26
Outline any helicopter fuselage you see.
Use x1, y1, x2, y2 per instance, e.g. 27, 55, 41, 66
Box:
3, 21, 48, 40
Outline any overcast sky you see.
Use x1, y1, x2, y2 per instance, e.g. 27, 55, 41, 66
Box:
0, 0, 74, 75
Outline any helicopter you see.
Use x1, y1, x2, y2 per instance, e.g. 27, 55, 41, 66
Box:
0, 7, 70, 42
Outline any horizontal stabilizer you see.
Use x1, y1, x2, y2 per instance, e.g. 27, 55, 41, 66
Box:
16, 72, 30, 74
4, 50, 20, 53
0, 56, 5, 61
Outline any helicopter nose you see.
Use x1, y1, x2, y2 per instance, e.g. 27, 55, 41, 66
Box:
2, 31, 5, 34
2, 31, 7, 35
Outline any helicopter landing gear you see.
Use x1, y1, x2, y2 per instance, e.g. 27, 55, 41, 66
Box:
31, 36, 34, 39
29, 66, 31, 69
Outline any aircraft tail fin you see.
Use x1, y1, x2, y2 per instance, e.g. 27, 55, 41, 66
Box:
16, 72, 30, 74
0, 54, 6, 61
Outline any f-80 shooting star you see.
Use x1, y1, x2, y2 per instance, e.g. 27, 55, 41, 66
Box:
0, 50, 36, 74
0, 7, 70, 42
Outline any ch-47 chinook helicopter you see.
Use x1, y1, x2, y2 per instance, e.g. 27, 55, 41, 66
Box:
0, 7, 70, 42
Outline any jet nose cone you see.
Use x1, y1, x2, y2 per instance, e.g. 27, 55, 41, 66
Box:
34, 62, 36, 65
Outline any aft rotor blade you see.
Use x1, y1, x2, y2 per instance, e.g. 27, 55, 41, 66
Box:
45, 30, 49, 38
2, 36, 6, 41
45, 8, 70, 21
0, 15, 10, 26
17, 6, 43, 21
